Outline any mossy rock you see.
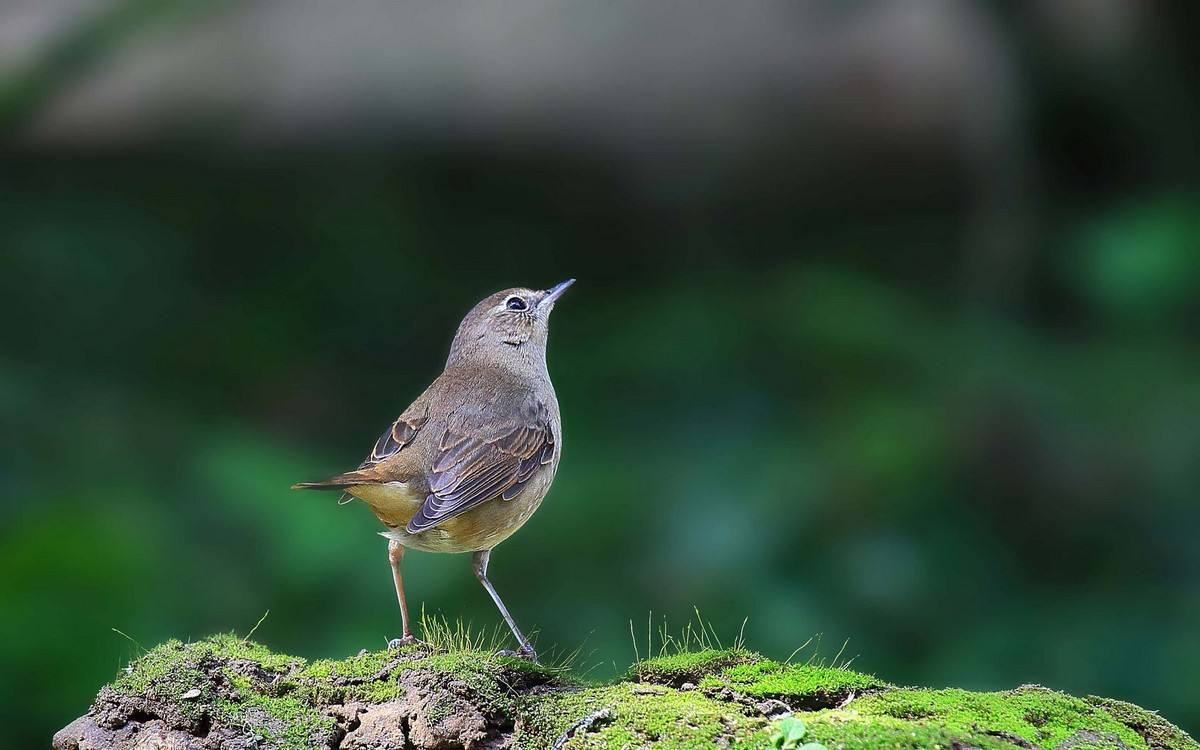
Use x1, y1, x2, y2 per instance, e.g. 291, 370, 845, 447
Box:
1085, 696, 1197, 750
53, 635, 1199, 750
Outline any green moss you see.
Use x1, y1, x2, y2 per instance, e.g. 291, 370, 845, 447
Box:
303, 649, 394, 681
853, 685, 1147, 750
99, 637, 1197, 750
280, 642, 561, 709
425, 691, 460, 727
203, 633, 302, 673
111, 639, 204, 697
701, 659, 887, 706
113, 635, 301, 692
216, 674, 336, 750
1087, 695, 1200, 750
109, 639, 211, 724
292, 647, 404, 703
404, 651, 563, 716
518, 682, 771, 750
419, 650, 559, 684
109, 636, 323, 747
630, 648, 755, 686
798, 709, 1017, 750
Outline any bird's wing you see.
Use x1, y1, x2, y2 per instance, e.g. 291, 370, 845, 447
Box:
360, 406, 430, 469
292, 395, 431, 492
406, 393, 555, 534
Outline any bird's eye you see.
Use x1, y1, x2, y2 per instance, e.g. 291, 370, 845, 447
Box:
505, 296, 528, 311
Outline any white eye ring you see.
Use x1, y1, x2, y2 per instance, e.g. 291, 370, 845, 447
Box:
505, 296, 528, 311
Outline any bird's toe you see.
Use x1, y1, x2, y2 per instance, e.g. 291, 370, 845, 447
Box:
496, 646, 538, 663
388, 635, 419, 650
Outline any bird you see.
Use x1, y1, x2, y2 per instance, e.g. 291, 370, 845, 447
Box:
291, 279, 574, 661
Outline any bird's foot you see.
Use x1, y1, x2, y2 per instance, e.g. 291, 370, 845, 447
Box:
387, 635, 419, 650
496, 644, 538, 663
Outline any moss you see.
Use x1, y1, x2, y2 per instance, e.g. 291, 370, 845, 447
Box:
303, 649, 395, 681
424, 691, 460, 727
203, 632, 302, 673
1087, 695, 1199, 750
798, 709, 1018, 750
629, 648, 755, 687
518, 682, 771, 750
112, 635, 301, 693
112, 639, 203, 697
852, 685, 1147, 750
92, 637, 1198, 750
290, 647, 408, 703
216, 674, 336, 750
403, 651, 563, 717
281, 642, 560, 709
108, 635, 323, 746
109, 639, 211, 724
700, 659, 888, 707
418, 650, 560, 685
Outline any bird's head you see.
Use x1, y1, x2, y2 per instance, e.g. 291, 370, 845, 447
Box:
447, 279, 574, 370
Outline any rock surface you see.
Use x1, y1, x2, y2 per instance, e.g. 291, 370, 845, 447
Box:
52, 634, 1198, 750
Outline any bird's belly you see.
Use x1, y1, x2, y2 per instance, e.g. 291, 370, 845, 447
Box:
380, 470, 555, 554
349, 482, 424, 529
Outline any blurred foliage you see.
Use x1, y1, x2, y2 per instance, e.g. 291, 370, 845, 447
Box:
2, 152, 1198, 746
3, 3, 1200, 748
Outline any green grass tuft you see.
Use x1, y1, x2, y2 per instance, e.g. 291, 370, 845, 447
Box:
629, 608, 747, 664
417, 607, 511, 654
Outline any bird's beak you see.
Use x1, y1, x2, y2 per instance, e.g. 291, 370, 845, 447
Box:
539, 278, 575, 309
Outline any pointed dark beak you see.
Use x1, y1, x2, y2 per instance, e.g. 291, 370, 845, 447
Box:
539, 278, 575, 308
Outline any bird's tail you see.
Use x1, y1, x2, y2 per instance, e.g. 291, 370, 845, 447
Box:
290, 470, 372, 491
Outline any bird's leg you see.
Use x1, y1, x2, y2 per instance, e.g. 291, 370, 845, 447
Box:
387, 539, 416, 648
471, 549, 536, 661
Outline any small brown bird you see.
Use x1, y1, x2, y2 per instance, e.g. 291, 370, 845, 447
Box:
292, 280, 574, 660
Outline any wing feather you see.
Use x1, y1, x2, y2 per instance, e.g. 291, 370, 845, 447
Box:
360, 408, 429, 468
406, 395, 554, 534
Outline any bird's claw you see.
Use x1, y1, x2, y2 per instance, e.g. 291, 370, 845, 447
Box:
388, 635, 419, 650
497, 645, 538, 662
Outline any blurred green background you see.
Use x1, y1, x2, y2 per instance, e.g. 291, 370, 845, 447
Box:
2, 2, 1199, 747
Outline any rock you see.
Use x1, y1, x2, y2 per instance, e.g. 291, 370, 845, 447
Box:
755, 698, 792, 718
52, 635, 1199, 750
